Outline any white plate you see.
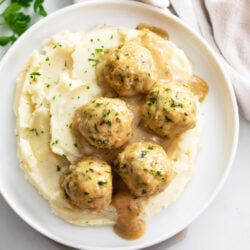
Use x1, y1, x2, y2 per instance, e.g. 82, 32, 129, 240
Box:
0, 1, 239, 249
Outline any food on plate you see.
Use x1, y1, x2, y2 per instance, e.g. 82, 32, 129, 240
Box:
114, 142, 172, 197
141, 81, 197, 138
14, 23, 208, 240
99, 42, 157, 96
112, 190, 146, 240
60, 157, 112, 211
73, 97, 133, 149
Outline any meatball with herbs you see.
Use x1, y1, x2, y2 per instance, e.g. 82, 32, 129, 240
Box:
101, 42, 157, 96
74, 97, 133, 149
61, 157, 112, 211
114, 142, 172, 197
141, 81, 196, 139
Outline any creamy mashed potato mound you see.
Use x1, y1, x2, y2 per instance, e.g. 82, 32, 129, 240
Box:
14, 25, 206, 229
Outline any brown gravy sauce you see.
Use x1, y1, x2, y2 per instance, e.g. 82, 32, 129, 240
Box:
72, 25, 208, 240
112, 191, 146, 240
111, 174, 145, 240
136, 23, 169, 39
189, 75, 209, 102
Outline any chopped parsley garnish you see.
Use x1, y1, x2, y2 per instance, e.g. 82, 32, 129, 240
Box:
95, 48, 103, 54
52, 43, 62, 49
170, 100, 183, 108
156, 171, 162, 176
147, 91, 159, 106
94, 123, 99, 132
140, 150, 148, 158
89, 135, 96, 142
52, 139, 59, 145
94, 102, 102, 107
106, 120, 112, 126
98, 180, 108, 186
66, 123, 72, 129
150, 169, 162, 177
133, 76, 140, 83
148, 97, 158, 105
30, 71, 41, 81
96, 139, 108, 145
56, 165, 61, 172
28, 127, 39, 136
102, 109, 110, 118
118, 73, 125, 83
88, 58, 99, 67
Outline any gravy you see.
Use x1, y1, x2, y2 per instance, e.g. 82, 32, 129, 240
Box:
136, 23, 169, 39
189, 75, 209, 102
72, 26, 208, 240
112, 191, 145, 240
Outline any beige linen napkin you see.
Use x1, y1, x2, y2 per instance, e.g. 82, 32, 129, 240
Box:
74, 0, 250, 121
171, 0, 250, 120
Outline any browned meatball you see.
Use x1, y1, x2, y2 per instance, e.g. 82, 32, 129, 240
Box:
101, 42, 157, 96
61, 157, 112, 211
73, 97, 133, 149
141, 81, 196, 139
114, 142, 172, 197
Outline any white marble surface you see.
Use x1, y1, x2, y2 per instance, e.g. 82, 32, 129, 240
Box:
1, 1, 250, 250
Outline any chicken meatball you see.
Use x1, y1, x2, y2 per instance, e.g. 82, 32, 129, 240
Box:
141, 81, 196, 139
114, 142, 172, 197
61, 157, 112, 211
73, 97, 133, 149
101, 42, 157, 96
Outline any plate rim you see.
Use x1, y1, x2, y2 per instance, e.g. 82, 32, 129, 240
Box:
0, 0, 239, 249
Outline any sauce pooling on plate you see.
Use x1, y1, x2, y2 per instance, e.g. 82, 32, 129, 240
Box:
70, 24, 208, 239
113, 191, 146, 240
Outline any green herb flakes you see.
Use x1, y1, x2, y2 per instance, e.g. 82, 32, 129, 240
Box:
56, 165, 61, 172
140, 150, 148, 158
170, 101, 183, 108
98, 180, 107, 186
52, 139, 59, 145
88, 58, 99, 67
30, 71, 41, 81
28, 127, 39, 136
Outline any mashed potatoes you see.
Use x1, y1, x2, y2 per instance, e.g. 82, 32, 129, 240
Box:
14, 24, 207, 236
